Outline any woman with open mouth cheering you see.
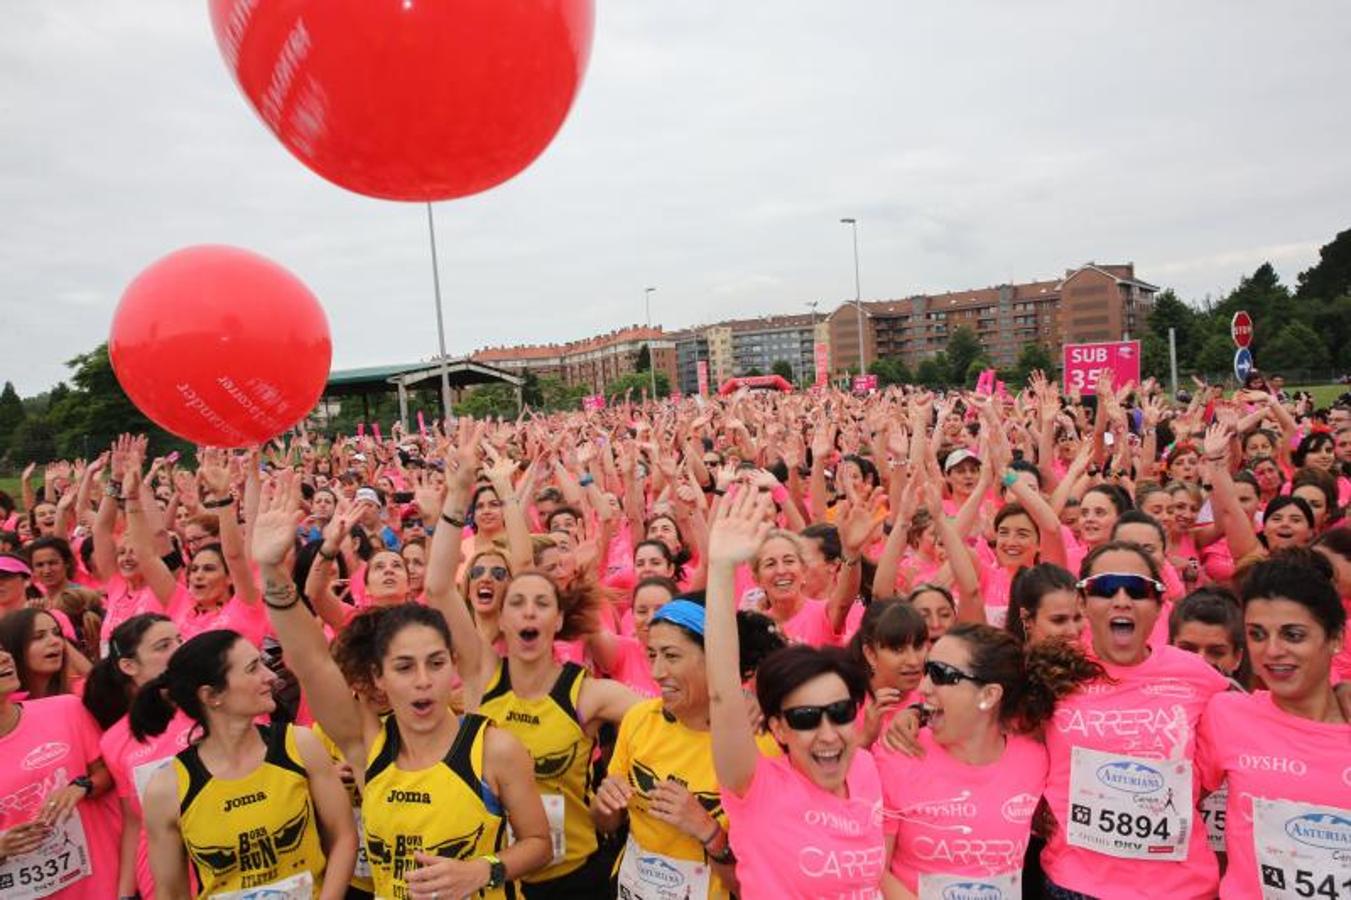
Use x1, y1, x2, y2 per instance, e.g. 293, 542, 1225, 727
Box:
1039, 539, 1230, 899
426, 433, 640, 899
254, 460, 552, 900
706, 487, 891, 899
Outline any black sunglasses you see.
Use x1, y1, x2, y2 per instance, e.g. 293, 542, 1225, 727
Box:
469, 565, 509, 581
780, 698, 858, 731
1076, 572, 1163, 601
924, 659, 985, 687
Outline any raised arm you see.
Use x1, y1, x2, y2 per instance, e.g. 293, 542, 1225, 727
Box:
424, 425, 495, 704
705, 489, 774, 796
122, 463, 178, 607
1004, 471, 1068, 567
485, 457, 533, 575
1202, 423, 1264, 562
199, 449, 257, 605
252, 471, 372, 765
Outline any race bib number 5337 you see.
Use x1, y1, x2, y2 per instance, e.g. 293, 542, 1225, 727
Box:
1066, 747, 1192, 861
0, 816, 93, 900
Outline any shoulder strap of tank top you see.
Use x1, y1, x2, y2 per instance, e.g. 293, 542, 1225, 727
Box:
480, 659, 511, 705
444, 713, 488, 800
365, 714, 402, 783
548, 661, 585, 724
262, 723, 307, 778
176, 741, 212, 815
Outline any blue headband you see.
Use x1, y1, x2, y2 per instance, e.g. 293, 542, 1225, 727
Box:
650, 599, 706, 637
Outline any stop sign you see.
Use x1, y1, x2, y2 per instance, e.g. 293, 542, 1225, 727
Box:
1232, 311, 1253, 348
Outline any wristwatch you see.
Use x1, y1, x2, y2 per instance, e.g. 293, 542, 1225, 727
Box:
481, 854, 506, 890
70, 775, 94, 797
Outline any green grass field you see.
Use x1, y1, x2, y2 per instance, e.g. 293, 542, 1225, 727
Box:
1286, 384, 1347, 409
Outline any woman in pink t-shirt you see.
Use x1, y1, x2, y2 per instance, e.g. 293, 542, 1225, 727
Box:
81, 612, 189, 900
1041, 540, 1229, 899
0, 648, 120, 899
848, 599, 927, 748
306, 500, 418, 629
122, 460, 269, 648
586, 576, 674, 698
706, 490, 889, 899
877, 623, 1097, 897
1197, 557, 1351, 900
752, 528, 858, 647
0, 608, 82, 699
1003, 563, 1085, 647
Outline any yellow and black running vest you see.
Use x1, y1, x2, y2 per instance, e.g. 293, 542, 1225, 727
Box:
478, 661, 596, 883
174, 724, 326, 897
362, 712, 509, 900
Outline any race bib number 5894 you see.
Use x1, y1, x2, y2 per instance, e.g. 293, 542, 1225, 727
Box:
1066, 747, 1192, 861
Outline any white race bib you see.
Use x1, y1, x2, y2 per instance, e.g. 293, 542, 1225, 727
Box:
1066, 747, 1192, 861
352, 808, 371, 880
1251, 797, 1351, 900
0, 815, 93, 900
616, 834, 711, 900
1200, 784, 1228, 853
214, 869, 314, 900
132, 756, 176, 806
507, 793, 567, 865
918, 871, 1020, 900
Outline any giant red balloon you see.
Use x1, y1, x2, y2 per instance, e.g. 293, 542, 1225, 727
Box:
208, 0, 595, 201
110, 246, 332, 447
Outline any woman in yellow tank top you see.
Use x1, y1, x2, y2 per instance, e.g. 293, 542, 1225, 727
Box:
592, 599, 785, 900
254, 452, 553, 900
425, 458, 640, 898
136, 629, 357, 899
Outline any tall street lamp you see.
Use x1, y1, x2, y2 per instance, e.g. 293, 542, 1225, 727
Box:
840, 217, 865, 373
426, 203, 452, 416
644, 286, 658, 399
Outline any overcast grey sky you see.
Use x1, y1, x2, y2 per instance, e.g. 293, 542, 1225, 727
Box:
2, 1, 1348, 395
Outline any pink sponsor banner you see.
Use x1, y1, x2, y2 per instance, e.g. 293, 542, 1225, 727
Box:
1062, 340, 1140, 396
975, 368, 995, 395
696, 359, 709, 397
814, 342, 830, 388
371, 423, 383, 443
852, 374, 878, 394
581, 394, 607, 412
416, 411, 427, 436
356, 422, 365, 438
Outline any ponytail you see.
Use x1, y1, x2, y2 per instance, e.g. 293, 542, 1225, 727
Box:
129, 671, 177, 742
129, 629, 241, 742
83, 612, 171, 730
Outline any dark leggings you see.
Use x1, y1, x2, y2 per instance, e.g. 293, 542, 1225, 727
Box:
519, 851, 614, 900
1041, 875, 1100, 900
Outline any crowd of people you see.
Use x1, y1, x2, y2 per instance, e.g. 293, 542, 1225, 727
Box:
0, 367, 1348, 900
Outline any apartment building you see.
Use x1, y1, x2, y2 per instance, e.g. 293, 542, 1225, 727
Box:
471, 325, 677, 395
670, 314, 832, 393
826, 262, 1157, 374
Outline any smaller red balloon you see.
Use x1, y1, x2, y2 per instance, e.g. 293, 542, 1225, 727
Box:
110, 246, 332, 446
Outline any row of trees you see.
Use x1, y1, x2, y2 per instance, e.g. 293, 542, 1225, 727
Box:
1139, 229, 1351, 382
4, 228, 1348, 470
